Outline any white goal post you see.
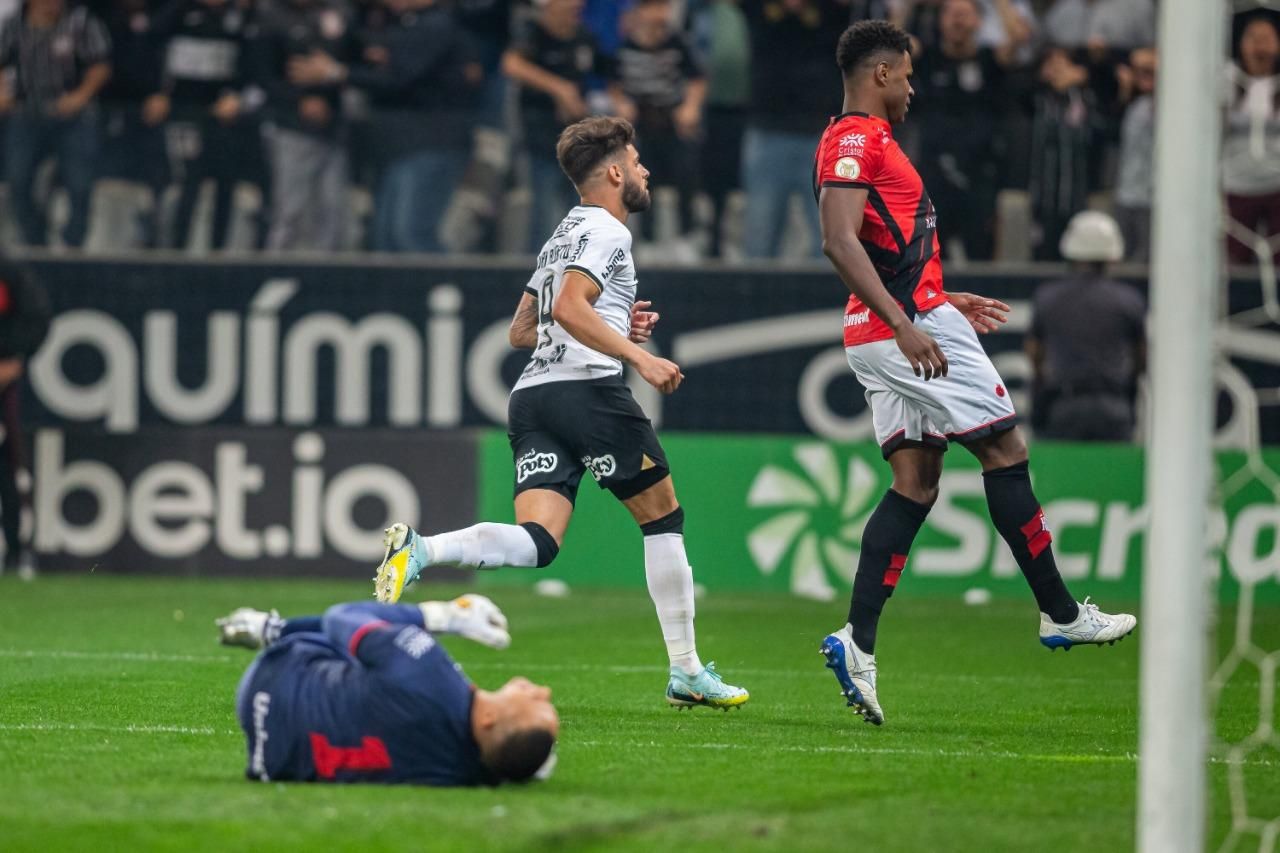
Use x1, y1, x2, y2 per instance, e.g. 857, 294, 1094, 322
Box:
1138, 0, 1227, 850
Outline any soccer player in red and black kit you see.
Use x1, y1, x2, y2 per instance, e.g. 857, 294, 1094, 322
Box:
813, 21, 1136, 726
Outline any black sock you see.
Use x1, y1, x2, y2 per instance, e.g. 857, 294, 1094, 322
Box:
847, 489, 932, 654
982, 461, 1079, 624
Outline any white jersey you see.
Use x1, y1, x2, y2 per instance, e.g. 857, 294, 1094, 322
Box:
512, 205, 638, 391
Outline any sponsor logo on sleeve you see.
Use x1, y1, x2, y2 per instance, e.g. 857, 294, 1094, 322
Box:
602, 248, 628, 282
516, 449, 559, 483
838, 133, 866, 155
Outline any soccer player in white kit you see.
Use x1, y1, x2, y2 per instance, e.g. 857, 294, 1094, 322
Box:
370, 117, 749, 711
814, 22, 1136, 726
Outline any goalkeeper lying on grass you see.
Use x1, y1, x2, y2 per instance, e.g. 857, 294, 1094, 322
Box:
216, 596, 557, 786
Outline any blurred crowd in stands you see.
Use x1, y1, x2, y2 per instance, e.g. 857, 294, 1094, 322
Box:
0, 0, 1272, 262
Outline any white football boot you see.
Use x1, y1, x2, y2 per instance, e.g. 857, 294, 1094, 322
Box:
1039, 597, 1137, 651
819, 624, 884, 725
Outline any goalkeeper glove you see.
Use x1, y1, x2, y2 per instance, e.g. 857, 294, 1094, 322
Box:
419, 594, 510, 650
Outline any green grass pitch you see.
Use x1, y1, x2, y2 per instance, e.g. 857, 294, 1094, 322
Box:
0, 575, 1274, 852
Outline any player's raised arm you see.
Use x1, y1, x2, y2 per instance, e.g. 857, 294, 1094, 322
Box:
553, 270, 684, 394
819, 186, 947, 380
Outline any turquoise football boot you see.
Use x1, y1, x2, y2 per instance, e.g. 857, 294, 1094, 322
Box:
665, 662, 750, 711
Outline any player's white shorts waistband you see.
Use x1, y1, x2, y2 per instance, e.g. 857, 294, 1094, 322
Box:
846, 301, 1017, 459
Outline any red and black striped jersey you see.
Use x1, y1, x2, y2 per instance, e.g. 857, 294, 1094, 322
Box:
813, 112, 947, 346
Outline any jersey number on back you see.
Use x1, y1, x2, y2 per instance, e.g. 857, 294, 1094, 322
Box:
310, 733, 392, 779
536, 273, 555, 350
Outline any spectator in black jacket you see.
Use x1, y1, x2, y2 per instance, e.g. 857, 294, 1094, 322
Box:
610, 0, 706, 250
502, 0, 616, 252
0, 260, 51, 579
254, 0, 356, 251
1028, 46, 1101, 260
911, 0, 1025, 260
100, 0, 177, 248
163, 0, 260, 250
739, 0, 850, 259
290, 0, 481, 253
0, 0, 112, 248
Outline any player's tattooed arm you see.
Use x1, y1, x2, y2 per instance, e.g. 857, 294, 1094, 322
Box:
509, 292, 539, 350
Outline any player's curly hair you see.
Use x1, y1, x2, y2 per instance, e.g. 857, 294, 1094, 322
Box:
487, 727, 556, 784
556, 116, 636, 188
836, 20, 912, 78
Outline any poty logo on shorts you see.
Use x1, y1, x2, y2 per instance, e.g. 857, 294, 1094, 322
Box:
516, 449, 558, 483
582, 454, 617, 482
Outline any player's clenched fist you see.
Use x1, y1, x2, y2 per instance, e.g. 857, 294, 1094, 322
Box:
636, 354, 684, 394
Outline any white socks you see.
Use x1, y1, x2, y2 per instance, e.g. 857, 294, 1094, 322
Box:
643, 532, 702, 676
423, 523, 538, 569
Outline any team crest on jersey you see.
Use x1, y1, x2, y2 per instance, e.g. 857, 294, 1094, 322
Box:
516, 450, 559, 483
582, 454, 617, 482
838, 133, 866, 155
834, 157, 861, 181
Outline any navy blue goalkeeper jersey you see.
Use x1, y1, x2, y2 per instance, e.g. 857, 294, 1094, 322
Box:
235, 602, 493, 786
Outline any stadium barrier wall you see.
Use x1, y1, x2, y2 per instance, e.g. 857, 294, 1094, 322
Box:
21, 255, 1280, 440
19, 256, 1280, 588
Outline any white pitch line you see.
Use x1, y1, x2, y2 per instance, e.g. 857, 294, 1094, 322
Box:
0, 648, 1163, 689
576, 740, 1278, 768
1, 724, 1272, 768
0, 649, 238, 664
463, 661, 1134, 687
0, 722, 234, 736
575, 738, 1135, 765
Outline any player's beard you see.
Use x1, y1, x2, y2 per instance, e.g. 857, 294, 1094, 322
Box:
622, 176, 651, 213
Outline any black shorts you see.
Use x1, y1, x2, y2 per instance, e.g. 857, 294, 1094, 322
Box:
507, 375, 670, 503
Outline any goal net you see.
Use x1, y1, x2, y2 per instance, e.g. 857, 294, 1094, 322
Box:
1142, 2, 1280, 851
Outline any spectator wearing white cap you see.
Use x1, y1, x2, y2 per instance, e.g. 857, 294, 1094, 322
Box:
1025, 210, 1146, 442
